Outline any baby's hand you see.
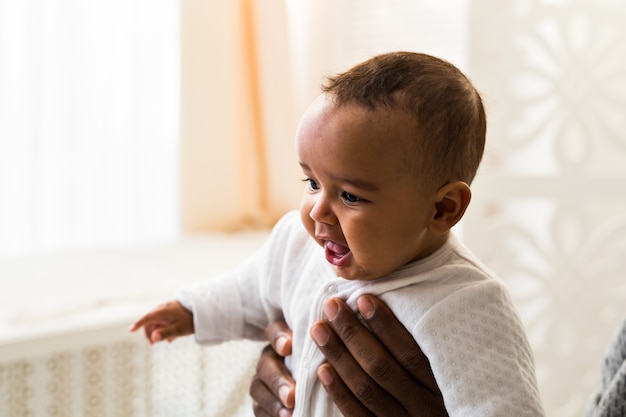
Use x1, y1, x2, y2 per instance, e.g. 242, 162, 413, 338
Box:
129, 300, 194, 344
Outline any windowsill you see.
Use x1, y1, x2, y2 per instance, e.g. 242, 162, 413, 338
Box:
0, 231, 269, 360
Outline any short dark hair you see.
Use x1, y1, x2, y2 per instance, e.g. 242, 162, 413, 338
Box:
322, 51, 486, 186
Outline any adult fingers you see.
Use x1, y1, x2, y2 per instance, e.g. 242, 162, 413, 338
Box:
311, 302, 409, 417
251, 344, 296, 411
356, 295, 446, 416
251, 401, 273, 417
264, 320, 293, 357
315, 362, 376, 417
250, 373, 291, 417
357, 295, 441, 395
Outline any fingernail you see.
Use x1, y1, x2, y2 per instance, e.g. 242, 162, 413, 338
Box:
318, 365, 333, 386
153, 332, 162, 342
279, 408, 292, 417
323, 299, 338, 321
310, 323, 330, 346
275, 335, 288, 352
278, 385, 291, 405
357, 295, 375, 320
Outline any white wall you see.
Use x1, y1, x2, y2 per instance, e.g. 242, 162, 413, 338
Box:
465, 1, 626, 415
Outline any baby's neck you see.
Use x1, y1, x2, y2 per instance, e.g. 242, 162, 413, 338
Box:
412, 231, 450, 263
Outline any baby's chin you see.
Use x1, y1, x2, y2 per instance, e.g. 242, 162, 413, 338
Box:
333, 258, 410, 281
331, 263, 381, 281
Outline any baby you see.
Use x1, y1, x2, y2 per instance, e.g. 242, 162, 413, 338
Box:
132, 51, 546, 416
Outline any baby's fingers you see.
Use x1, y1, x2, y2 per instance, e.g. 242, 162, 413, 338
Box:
130, 301, 193, 343
129, 300, 184, 332
129, 311, 164, 332
149, 321, 191, 343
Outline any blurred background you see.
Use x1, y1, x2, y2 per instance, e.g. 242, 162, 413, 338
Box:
1, 0, 625, 416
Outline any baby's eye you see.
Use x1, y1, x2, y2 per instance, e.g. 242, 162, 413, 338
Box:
303, 178, 320, 191
341, 191, 361, 204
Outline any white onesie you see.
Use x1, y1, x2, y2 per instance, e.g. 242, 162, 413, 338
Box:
177, 210, 546, 416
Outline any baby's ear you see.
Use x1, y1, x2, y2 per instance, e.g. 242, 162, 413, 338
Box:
429, 181, 471, 235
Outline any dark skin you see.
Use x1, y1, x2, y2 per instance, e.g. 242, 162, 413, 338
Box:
250, 295, 447, 417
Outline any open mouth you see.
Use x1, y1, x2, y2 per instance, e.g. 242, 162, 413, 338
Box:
324, 240, 351, 267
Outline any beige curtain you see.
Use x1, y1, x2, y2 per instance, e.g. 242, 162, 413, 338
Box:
180, 0, 301, 233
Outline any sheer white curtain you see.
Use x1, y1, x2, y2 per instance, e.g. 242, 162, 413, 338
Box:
0, 0, 180, 259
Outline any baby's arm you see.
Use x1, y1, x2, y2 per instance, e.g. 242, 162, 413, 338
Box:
129, 300, 194, 344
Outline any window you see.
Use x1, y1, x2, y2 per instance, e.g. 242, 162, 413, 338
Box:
0, 1, 180, 259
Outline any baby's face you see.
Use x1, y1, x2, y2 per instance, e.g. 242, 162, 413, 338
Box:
297, 94, 442, 281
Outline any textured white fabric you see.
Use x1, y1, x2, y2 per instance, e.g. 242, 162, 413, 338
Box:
176, 210, 546, 416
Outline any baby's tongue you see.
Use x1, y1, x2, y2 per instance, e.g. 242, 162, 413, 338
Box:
325, 241, 351, 267
326, 241, 349, 255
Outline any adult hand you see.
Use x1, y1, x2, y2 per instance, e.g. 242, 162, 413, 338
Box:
250, 294, 447, 417
250, 321, 296, 417
310, 294, 447, 417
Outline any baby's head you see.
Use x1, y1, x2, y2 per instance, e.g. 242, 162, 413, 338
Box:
296, 52, 486, 281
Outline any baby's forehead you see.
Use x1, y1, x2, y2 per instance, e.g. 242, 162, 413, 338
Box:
335, 102, 426, 170
304, 93, 421, 151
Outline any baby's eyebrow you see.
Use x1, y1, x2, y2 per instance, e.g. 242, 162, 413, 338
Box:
329, 173, 379, 191
328, 174, 380, 191
299, 162, 379, 191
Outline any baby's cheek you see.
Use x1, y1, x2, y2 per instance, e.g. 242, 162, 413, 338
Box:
299, 205, 315, 237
